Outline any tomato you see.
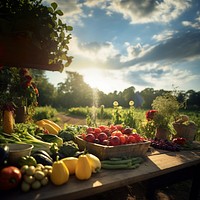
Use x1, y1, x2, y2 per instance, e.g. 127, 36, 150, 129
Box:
0, 166, 22, 190
94, 128, 101, 134
111, 130, 123, 138
119, 135, 126, 144
127, 135, 136, 143
98, 125, 108, 131
85, 133, 95, 143
115, 124, 123, 131
110, 136, 121, 146
86, 127, 94, 133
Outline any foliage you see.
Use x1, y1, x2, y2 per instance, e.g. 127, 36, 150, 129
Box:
32, 106, 58, 121
0, 67, 39, 122
0, 0, 73, 71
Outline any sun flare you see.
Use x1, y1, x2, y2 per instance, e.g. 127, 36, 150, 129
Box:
82, 68, 128, 94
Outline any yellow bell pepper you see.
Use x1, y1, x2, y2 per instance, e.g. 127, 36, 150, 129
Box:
50, 160, 69, 185
75, 155, 92, 180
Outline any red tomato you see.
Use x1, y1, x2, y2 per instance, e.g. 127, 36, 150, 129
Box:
119, 135, 126, 144
0, 166, 22, 190
132, 133, 142, 142
109, 125, 117, 132
86, 127, 94, 133
98, 132, 108, 142
94, 128, 102, 134
110, 136, 121, 146
115, 124, 123, 131
81, 133, 87, 139
85, 133, 95, 143
98, 125, 108, 131
111, 130, 123, 137
127, 135, 136, 143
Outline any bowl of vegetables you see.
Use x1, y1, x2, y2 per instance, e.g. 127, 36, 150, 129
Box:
6, 143, 33, 165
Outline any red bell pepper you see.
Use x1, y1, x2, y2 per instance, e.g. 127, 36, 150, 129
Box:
0, 166, 22, 190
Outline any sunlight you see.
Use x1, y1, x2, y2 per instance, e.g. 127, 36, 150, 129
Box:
82, 68, 126, 94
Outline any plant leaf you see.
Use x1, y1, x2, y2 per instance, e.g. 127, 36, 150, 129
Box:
51, 2, 58, 10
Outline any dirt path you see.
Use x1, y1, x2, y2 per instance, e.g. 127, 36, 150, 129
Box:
56, 113, 87, 128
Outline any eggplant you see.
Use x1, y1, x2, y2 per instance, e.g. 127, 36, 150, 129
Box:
32, 153, 53, 166
0, 145, 9, 166
32, 150, 52, 160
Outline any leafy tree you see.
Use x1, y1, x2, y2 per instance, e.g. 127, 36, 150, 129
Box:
56, 71, 93, 108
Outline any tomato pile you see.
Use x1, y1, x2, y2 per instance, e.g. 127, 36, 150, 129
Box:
80, 125, 145, 146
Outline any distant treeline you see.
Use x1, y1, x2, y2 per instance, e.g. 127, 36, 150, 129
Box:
34, 71, 200, 110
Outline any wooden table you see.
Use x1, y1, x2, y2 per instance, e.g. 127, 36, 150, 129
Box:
1, 149, 200, 200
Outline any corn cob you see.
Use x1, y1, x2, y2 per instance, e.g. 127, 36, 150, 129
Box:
3, 110, 14, 134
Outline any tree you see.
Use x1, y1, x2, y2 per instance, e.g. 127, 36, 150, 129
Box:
0, 0, 73, 71
56, 71, 93, 108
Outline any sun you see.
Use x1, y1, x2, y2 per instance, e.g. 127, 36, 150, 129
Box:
82, 69, 118, 94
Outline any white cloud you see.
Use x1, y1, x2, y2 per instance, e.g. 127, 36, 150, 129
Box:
152, 30, 178, 42
182, 14, 200, 29
108, 0, 191, 24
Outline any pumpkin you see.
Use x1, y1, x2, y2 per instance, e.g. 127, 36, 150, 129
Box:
75, 155, 92, 180
61, 157, 78, 175
50, 160, 69, 185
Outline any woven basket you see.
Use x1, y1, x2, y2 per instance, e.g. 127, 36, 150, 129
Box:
173, 122, 197, 141
74, 136, 151, 160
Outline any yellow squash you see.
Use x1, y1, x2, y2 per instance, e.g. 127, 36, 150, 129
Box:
42, 119, 62, 132
75, 155, 92, 180
36, 120, 58, 134
61, 157, 78, 175
86, 153, 101, 173
50, 160, 69, 185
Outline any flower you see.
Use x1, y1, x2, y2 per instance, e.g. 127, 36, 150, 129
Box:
0, 67, 39, 109
129, 100, 134, 106
113, 101, 119, 107
146, 110, 158, 121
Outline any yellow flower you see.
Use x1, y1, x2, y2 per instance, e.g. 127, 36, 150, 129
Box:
129, 101, 134, 106
113, 101, 119, 107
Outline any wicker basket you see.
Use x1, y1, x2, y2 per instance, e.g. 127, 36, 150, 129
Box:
74, 136, 151, 160
173, 122, 197, 141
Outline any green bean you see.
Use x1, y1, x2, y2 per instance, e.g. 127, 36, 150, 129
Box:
101, 159, 133, 165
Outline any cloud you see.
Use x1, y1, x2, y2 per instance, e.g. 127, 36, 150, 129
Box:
152, 30, 178, 42
108, 0, 192, 24
122, 30, 200, 68
182, 13, 200, 30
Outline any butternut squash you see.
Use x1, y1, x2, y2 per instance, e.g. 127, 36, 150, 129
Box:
75, 155, 92, 180
61, 157, 78, 175
50, 160, 69, 185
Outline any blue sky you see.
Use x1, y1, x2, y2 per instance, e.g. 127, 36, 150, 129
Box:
44, 0, 200, 94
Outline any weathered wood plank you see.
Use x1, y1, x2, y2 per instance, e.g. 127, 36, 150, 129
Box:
1, 150, 199, 200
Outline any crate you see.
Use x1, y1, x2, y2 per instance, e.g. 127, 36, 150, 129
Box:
74, 136, 151, 160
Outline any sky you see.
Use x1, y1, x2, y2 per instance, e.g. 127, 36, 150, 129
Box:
43, 0, 200, 94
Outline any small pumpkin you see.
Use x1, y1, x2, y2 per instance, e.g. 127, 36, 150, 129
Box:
61, 157, 78, 175
75, 155, 92, 180
50, 160, 69, 185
